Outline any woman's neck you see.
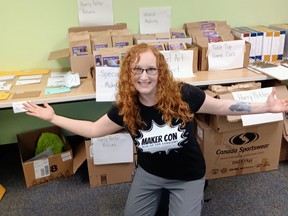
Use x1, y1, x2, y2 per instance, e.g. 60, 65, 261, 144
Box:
139, 94, 157, 107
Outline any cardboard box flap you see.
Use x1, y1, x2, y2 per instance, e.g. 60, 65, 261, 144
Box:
220, 85, 288, 123
48, 48, 69, 60
72, 141, 87, 174
68, 23, 127, 33
204, 89, 218, 98
283, 119, 288, 137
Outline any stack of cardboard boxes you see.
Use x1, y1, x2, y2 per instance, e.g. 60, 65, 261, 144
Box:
48, 23, 129, 78
195, 84, 288, 179
184, 20, 251, 71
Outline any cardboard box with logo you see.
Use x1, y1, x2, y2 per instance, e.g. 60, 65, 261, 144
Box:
17, 126, 86, 188
195, 85, 288, 179
48, 23, 127, 78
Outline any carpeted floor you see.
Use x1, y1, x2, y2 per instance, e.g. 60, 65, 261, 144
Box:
1, 142, 288, 216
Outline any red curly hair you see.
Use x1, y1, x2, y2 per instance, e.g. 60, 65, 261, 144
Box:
116, 43, 194, 137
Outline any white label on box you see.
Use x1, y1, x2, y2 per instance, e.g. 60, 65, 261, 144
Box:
92, 133, 133, 165
33, 159, 50, 179
61, 152, 72, 162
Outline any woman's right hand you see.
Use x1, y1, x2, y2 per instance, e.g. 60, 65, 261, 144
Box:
23, 102, 55, 122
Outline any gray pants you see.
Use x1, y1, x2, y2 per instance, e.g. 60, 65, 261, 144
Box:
124, 166, 205, 216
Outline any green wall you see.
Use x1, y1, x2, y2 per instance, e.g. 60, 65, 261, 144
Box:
0, 0, 287, 71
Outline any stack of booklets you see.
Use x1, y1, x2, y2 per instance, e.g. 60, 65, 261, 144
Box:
231, 25, 287, 62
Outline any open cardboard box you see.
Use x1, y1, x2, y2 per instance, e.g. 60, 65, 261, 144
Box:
196, 85, 288, 133
17, 126, 86, 188
48, 23, 127, 78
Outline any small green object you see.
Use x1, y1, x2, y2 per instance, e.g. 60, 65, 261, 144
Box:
35, 132, 64, 155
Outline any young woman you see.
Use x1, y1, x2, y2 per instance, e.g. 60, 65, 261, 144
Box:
24, 43, 288, 216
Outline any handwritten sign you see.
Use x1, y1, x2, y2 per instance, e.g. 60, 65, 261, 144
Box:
208, 40, 245, 71
160, 50, 195, 78
77, 0, 114, 26
91, 133, 134, 165
139, 7, 171, 34
95, 66, 119, 102
232, 87, 283, 126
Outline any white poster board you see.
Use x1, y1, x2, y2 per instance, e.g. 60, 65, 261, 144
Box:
208, 40, 245, 71
231, 87, 283, 126
95, 66, 119, 102
77, 0, 114, 26
160, 50, 195, 78
91, 133, 134, 165
139, 7, 171, 34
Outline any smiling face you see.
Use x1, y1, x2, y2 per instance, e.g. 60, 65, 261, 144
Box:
131, 50, 159, 106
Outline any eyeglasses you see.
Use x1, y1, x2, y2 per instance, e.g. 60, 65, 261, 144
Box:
132, 67, 158, 75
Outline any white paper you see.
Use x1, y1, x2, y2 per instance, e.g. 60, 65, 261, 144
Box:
95, 66, 119, 102
16, 79, 41, 86
231, 87, 283, 126
77, 0, 114, 26
64, 72, 81, 88
136, 38, 192, 45
91, 133, 134, 165
0, 82, 12, 91
208, 40, 245, 71
160, 50, 195, 78
18, 75, 42, 80
50, 72, 66, 77
0, 75, 15, 81
12, 101, 27, 113
248, 65, 288, 81
47, 77, 65, 87
139, 7, 171, 34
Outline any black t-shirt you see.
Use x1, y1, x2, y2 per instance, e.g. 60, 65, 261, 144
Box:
107, 83, 206, 181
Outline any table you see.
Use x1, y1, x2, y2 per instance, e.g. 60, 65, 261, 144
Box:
0, 68, 272, 145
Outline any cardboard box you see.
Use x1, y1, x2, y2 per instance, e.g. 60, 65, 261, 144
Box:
48, 23, 127, 78
195, 118, 283, 179
192, 36, 251, 71
17, 126, 86, 188
280, 118, 288, 161
279, 135, 288, 161
197, 85, 288, 133
85, 140, 136, 187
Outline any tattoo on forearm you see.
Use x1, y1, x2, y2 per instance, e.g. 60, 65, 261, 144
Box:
229, 102, 251, 112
